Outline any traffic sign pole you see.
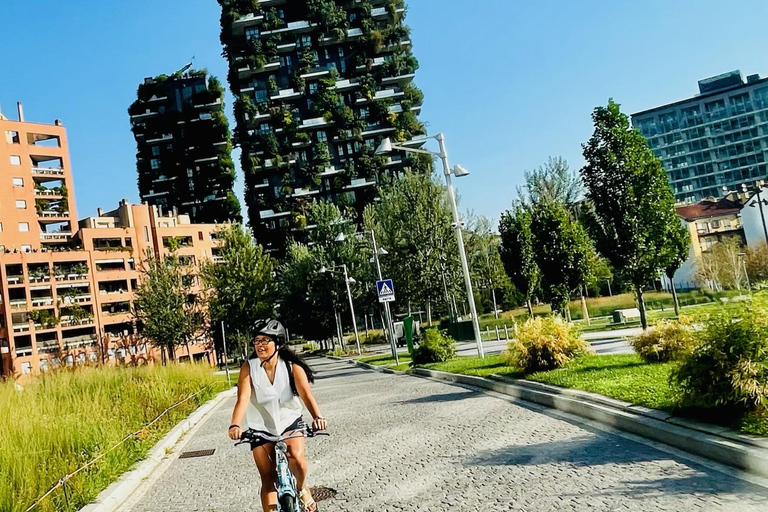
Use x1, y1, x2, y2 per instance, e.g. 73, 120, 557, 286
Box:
371, 230, 398, 364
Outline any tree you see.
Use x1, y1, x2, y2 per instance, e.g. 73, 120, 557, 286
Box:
464, 213, 510, 319
133, 254, 203, 362
517, 157, 583, 210
696, 237, 745, 291
499, 205, 540, 317
364, 171, 461, 323
746, 242, 768, 285
580, 99, 682, 329
661, 221, 691, 316
200, 224, 276, 357
530, 201, 594, 317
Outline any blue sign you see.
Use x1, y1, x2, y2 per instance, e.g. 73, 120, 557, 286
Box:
376, 279, 395, 303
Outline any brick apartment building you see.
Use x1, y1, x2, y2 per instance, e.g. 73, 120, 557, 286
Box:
0, 104, 224, 377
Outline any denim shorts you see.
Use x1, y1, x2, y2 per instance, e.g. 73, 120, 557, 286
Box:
249, 417, 305, 450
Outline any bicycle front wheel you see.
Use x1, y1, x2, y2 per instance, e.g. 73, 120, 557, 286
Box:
278, 493, 298, 512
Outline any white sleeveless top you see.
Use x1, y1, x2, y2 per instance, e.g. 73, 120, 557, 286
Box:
245, 356, 303, 435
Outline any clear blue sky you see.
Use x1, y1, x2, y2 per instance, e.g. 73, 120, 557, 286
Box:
2, 0, 766, 227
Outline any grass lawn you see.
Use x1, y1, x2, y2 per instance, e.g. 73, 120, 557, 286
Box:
422, 354, 524, 379
527, 354, 678, 411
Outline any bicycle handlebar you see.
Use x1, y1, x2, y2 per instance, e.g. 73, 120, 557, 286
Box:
235, 425, 329, 447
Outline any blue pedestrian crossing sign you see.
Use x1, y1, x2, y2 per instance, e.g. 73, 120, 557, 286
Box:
376, 279, 395, 303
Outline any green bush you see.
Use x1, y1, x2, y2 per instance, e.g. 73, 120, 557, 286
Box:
504, 316, 591, 372
412, 329, 456, 365
630, 319, 697, 363
673, 298, 768, 413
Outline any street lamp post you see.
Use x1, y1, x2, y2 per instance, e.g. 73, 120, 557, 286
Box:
376, 134, 485, 358
743, 180, 768, 247
335, 231, 399, 363
320, 264, 362, 355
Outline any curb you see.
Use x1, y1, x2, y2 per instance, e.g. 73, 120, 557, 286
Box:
80, 386, 237, 512
336, 357, 768, 479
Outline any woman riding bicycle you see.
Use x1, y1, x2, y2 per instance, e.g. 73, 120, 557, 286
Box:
228, 319, 327, 512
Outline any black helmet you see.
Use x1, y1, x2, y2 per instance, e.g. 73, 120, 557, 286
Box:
253, 318, 287, 346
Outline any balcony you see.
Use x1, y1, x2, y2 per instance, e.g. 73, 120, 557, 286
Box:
232, 13, 265, 34
38, 210, 70, 219
32, 167, 64, 177
10, 299, 28, 310
289, 188, 320, 198
130, 109, 159, 120
7, 275, 24, 285
13, 324, 31, 333
334, 79, 360, 92
270, 88, 302, 101
60, 317, 95, 328
259, 210, 291, 220
146, 134, 173, 143
34, 188, 63, 198
299, 117, 331, 130
262, 20, 315, 37
344, 178, 377, 190
381, 73, 416, 87
31, 297, 55, 308
40, 232, 73, 241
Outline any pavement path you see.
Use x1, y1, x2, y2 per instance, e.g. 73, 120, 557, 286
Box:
122, 358, 768, 511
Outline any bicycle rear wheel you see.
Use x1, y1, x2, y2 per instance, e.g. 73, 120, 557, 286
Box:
278, 493, 298, 512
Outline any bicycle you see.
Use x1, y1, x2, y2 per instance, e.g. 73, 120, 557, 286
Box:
236, 423, 329, 512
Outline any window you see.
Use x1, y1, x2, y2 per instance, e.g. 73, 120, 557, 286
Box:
324, 49, 331, 60
144, 226, 150, 242
712, 220, 720, 229
12, 178, 23, 187
0, 223, 3, 232
198, 231, 204, 241
9, 155, 21, 166
21, 245, 31, 253
15, 200, 26, 209
5, 130, 19, 144
151, 146, 160, 156
360, 107, 369, 119
18, 222, 29, 232
723, 219, 732, 228
187, 169, 194, 177
338, 47, 344, 57
317, 131, 327, 142
188, 179, 195, 191
245, 27, 260, 40
150, 159, 161, 169
300, 35, 311, 47
280, 56, 292, 67
309, 83, 318, 94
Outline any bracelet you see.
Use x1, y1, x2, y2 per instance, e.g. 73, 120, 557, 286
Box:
228, 424, 240, 430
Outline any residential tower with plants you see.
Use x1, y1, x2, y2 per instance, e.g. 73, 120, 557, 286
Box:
128, 68, 241, 224
217, 0, 427, 254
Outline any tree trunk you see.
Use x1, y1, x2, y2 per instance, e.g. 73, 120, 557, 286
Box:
636, 286, 648, 330
526, 299, 534, 318
580, 291, 591, 325
426, 299, 432, 326
669, 276, 680, 317
491, 289, 498, 319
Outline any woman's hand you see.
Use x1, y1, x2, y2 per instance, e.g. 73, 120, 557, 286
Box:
312, 416, 328, 431
228, 425, 242, 440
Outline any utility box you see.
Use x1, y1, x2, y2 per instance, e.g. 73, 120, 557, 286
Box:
612, 308, 641, 324
445, 320, 475, 341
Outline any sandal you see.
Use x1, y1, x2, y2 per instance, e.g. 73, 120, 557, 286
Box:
300, 487, 318, 512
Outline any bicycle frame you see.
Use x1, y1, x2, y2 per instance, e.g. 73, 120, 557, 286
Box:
236, 426, 328, 512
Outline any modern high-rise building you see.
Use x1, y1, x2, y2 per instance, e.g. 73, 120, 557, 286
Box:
217, 0, 426, 255
128, 68, 241, 224
0, 105, 224, 377
632, 70, 768, 204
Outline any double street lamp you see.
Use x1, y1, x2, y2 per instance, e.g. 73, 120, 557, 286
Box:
376, 133, 484, 359
334, 231, 400, 363
319, 263, 361, 356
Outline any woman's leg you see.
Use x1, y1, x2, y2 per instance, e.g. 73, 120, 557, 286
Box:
284, 435, 308, 491
252, 444, 278, 512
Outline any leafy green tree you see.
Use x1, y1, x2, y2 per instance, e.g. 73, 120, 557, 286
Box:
499, 205, 540, 317
200, 224, 276, 356
530, 201, 594, 317
580, 99, 682, 329
464, 213, 510, 318
364, 171, 460, 323
661, 221, 691, 316
518, 156, 583, 209
133, 254, 203, 362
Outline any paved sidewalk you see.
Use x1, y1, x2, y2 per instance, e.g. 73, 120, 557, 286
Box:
123, 358, 768, 511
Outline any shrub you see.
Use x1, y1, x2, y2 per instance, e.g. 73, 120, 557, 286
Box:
630, 320, 696, 363
331, 346, 345, 357
673, 298, 768, 413
412, 329, 456, 365
302, 341, 320, 353
504, 316, 590, 372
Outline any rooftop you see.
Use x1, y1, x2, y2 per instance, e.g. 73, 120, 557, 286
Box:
676, 197, 743, 221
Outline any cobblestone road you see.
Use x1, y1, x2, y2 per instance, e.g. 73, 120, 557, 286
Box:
124, 358, 768, 511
